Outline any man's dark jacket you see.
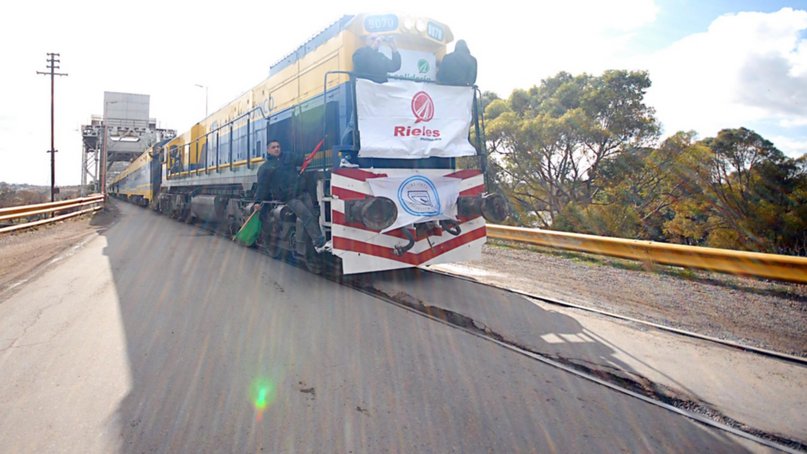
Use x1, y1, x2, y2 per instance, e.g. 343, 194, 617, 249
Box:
436, 41, 477, 86
254, 152, 304, 203
352, 47, 401, 83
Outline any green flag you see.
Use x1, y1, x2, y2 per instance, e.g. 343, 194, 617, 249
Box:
234, 210, 262, 246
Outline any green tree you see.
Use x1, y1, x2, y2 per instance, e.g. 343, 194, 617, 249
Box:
485, 70, 659, 227
478, 90, 500, 115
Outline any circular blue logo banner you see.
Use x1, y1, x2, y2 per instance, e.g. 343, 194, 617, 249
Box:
397, 175, 441, 216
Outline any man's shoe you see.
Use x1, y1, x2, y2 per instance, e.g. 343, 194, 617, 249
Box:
313, 235, 327, 253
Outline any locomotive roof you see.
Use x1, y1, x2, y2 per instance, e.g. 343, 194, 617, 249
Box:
269, 15, 355, 77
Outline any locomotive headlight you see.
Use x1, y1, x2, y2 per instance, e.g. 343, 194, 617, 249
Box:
481, 193, 508, 223
404, 18, 415, 30
346, 197, 398, 231
458, 193, 508, 223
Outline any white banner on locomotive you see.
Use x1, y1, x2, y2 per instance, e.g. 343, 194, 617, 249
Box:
355, 79, 477, 159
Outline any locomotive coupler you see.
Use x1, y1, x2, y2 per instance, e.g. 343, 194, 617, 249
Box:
439, 219, 462, 236
393, 227, 416, 256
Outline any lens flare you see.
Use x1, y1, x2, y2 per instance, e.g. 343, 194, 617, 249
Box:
250, 377, 277, 420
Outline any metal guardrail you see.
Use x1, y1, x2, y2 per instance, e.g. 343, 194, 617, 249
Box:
487, 224, 807, 284
0, 195, 105, 234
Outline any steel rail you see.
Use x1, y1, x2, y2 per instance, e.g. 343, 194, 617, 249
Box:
426, 267, 807, 366
487, 224, 807, 284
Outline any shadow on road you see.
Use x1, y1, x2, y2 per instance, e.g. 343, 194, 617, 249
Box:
367, 268, 709, 396
99, 201, 754, 452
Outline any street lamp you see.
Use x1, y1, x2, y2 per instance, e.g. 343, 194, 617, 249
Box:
194, 84, 208, 117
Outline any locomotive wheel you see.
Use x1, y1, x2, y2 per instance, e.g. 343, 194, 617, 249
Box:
325, 255, 344, 279
305, 256, 323, 274
262, 227, 284, 259
266, 237, 283, 259
226, 216, 240, 237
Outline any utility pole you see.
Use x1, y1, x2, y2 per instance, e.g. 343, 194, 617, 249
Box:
37, 52, 68, 202
101, 123, 107, 198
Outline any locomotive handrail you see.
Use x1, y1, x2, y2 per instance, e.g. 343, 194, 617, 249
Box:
167, 105, 271, 179
0, 194, 104, 234
472, 86, 487, 174
486, 224, 807, 284
323, 70, 357, 159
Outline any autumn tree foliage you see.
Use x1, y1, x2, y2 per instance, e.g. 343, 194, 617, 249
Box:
665, 128, 806, 254
0, 183, 48, 208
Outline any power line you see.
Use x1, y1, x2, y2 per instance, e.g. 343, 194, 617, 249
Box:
36, 52, 68, 202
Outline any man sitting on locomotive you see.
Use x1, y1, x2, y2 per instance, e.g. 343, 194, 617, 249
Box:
352, 34, 401, 83
252, 140, 326, 249
436, 39, 477, 86
339, 34, 403, 156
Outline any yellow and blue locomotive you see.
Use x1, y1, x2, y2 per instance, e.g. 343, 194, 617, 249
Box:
110, 13, 506, 274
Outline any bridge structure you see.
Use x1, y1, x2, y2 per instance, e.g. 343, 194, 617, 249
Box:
80, 92, 175, 196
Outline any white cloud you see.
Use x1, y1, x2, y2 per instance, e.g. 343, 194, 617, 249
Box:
643, 7, 807, 141
769, 135, 807, 157
464, 0, 660, 96
780, 117, 807, 127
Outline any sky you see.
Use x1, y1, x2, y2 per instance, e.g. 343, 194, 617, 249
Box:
1, 0, 805, 186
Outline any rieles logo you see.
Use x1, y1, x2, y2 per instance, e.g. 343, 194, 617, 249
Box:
393, 90, 441, 139
411, 91, 434, 123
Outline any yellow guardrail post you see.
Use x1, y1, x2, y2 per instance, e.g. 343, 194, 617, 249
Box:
486, 224, 807, 284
